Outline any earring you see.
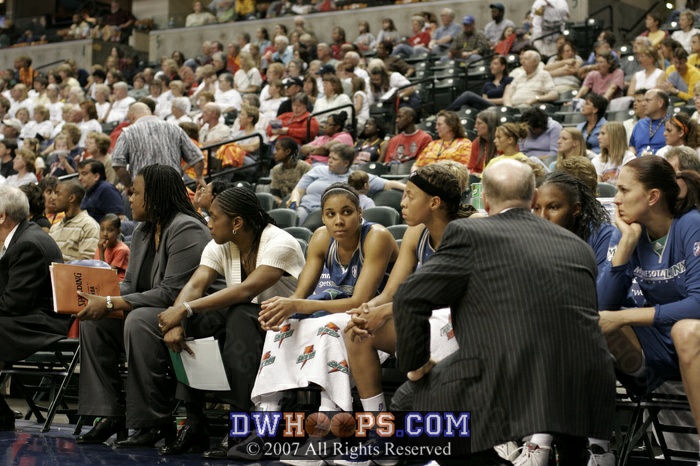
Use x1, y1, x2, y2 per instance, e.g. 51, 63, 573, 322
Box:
232, 229, 237, 235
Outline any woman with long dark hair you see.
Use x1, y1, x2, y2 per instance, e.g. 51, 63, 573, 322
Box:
468, 110, 499, 176
598, 157, 700, 466
75, 165, 213, 448
157, 186, 305, 457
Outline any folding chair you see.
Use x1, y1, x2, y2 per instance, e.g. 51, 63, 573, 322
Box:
0, 337, 80, 432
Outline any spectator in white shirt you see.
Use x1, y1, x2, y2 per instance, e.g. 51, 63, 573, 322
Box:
166, 97, 193, 125
671, 11, 700, 53
105, 82, 135, 123
215, 73, 242, 113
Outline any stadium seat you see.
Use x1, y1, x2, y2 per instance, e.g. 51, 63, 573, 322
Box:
284, 226, 313, 243
363, 206, 401, 227
597, 182, 617, 197
387, 224, 409, 240
300, 209, 324, 231
267, 208, 299, 228
255, 192, 276, 211
357, 162, 389, 176
371, 189, 403, 215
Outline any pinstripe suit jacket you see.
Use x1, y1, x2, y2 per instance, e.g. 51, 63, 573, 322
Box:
393, 208, 616, 453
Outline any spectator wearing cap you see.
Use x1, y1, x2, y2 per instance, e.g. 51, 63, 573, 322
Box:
429, 8, 462, 55
449, 15, 490, 64
484, 3, 516, 47
2, 118, 22, 140
277, 77, 312, 115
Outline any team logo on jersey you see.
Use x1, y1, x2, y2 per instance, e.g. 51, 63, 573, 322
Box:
274, 324, 294, 347
607, 245, 617, 262
694, 242, 700, 257
317, 322, 341, 338
440, 316, 455, 340
259, 351, 276, 373
352, 265, 358, 278
296, 345, 316, 369
328, 360, 349, 374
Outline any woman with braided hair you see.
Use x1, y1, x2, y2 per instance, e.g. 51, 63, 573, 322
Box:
534, 171, 614, 272
344, 163, 477, 415
75, 164, 213, 448
156, 186, 305, 458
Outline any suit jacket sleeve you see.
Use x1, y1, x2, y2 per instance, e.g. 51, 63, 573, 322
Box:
121, 218, 208, 309
394, 221, 472, 373
0, 240, 54, 317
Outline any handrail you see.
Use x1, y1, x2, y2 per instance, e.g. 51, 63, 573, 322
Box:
198, 132, 265, 180
36, 59, 67, 71
588, 5, 614, 33
307, 102, 356, 143
619, 0, 661, 41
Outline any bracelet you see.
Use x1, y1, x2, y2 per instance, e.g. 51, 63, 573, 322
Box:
183, 301, 194, 318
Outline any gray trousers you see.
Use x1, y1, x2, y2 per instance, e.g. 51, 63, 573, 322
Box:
79, 307, 174, 428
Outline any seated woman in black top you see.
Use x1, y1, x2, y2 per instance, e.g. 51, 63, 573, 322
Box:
446, 55, 513, 111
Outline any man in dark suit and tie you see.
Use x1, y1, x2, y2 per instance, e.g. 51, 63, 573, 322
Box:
392, 160, 616, 465
0, 185, 70, 431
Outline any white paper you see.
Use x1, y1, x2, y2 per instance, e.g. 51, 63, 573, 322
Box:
179, 337, 231, 391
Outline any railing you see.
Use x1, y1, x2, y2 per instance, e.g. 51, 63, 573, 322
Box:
619, 1, 662, 41
307, 103, 356, 142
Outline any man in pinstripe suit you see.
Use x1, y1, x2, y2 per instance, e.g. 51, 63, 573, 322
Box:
392, 160, 616, 465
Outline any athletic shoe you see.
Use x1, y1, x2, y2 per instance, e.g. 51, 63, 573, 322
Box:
279, 437, 341, 466
512, 442, 551, 466
495, 441, 520, 462
587, 444, 615, 466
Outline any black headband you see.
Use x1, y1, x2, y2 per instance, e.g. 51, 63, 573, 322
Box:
408, 171, 461, 203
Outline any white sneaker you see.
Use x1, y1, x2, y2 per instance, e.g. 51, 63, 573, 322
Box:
494, 441, 520, 462
587, 445, 615, 466
512, 442, 551, 466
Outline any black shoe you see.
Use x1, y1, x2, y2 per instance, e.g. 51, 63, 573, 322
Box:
0, 415, 15, 432
76, 417, 127, 444
159, 425, 210, 455
202, 433, 229, 460
227, 432, 267, 460
13, 410, 22, 420
115, 422, 176, 448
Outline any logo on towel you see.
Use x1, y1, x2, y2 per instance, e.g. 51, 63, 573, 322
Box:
328, 360, 349, 374
317, 322, 341, 338
274, 324, 294, 347
259, 351, 276, 373
296, 345, 316, 369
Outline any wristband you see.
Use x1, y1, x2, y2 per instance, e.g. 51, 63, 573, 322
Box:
183, 301, 194, 318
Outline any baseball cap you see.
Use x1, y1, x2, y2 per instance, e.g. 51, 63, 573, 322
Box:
316, 64, 336, 75
283, 77, 303, 87
2, 118, 21, 132
490, 3, 505, 11
462, 15, 475, 25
